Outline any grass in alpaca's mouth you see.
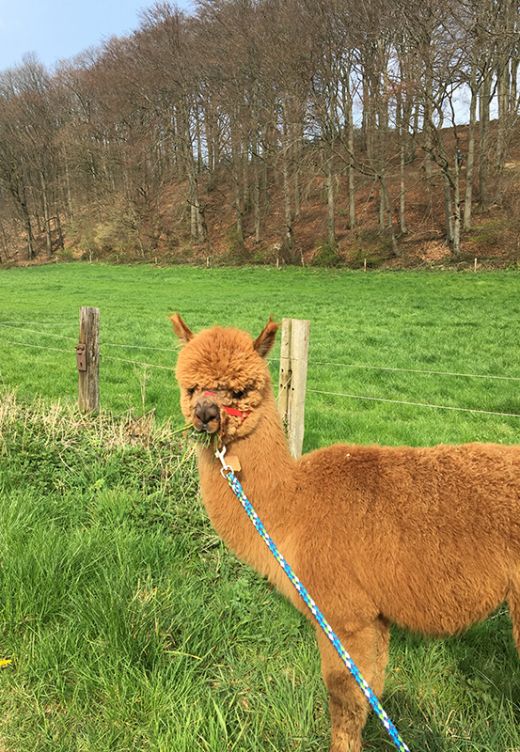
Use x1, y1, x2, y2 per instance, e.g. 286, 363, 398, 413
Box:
172, 421, 218, 449
188, 428, 216, 448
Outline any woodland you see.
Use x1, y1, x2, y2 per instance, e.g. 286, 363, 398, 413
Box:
0, 0, 518, 267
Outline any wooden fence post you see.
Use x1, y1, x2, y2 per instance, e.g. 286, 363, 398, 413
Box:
77, 306, 100, 412
277, 318, 310, 458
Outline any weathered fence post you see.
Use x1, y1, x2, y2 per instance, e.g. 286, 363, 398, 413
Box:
277, 318, 310, 458
77, 306, 100, 412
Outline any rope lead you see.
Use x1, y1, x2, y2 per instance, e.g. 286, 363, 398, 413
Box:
216, 448, 410, 752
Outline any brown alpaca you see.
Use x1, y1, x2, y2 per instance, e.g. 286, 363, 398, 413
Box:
172, 314, 520, 752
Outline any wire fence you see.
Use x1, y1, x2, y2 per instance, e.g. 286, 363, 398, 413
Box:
276, 358, 520, 383
3, 337, 70, 354
2, 319, 520, 421
0, 321, 177, 353
307, 389, 520, 419
102, 354, 174, 371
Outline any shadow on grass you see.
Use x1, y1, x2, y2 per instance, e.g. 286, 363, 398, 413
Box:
443, 610, 520, 711
363, 614, 520, 751
364, 689, 449, 752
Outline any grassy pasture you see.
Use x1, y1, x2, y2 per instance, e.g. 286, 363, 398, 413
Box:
0, 263, 519, 751
1, 263, 520, 446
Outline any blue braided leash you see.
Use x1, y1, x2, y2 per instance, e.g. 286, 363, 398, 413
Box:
215, 446, 410, 752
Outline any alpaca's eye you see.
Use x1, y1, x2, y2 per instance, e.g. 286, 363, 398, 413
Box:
186, 386, 196, 397
232, 389, 246, 399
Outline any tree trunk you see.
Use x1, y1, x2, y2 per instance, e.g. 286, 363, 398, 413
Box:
443, 172, 454, 247
464, 80, 477, 231
179, 101, 206, 244
261, 129, 269, 214
55, 211, 65, 252
230, 123, 244, 248
281, 112, 293, 260
325, 146, 336, 247
190, 204, 198, 240
478, 74, 491, 208
252, 131, 261, 243
380, 175, 398, 256
496, 62, 507, 172
411, 100, 420, 160
363, 69, 376, 165
423, 44, 434, 219
24, 213, 35, 260
0, 217, 8, 263
396, 60, 408, 235
341, 68, 356, 229
399, 137, 407, 235
452, 152, 461, 256
204, 100, 216, 175
63, 147, 74, 218
347, 116, 356, 229
511, 57, 518, 113
242, 141, 249, 209
40, 170, 53, 257
187, 162, 206, 243
195, 104, 203, 173
287, 113, 302, 218
378, 183, 385, 229
20, 184, 35, 260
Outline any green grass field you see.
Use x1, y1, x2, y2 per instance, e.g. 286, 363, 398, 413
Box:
1, 263, 519, 751
1, 263, 520, 446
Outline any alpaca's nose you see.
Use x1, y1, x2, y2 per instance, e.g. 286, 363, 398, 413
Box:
194, 400, 220, 432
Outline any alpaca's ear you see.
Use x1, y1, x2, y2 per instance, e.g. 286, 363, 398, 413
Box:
170, 313, 194, 344
253, 317, 278, 357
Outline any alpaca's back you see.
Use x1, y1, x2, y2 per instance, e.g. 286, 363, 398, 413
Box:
297, 442, 520, 636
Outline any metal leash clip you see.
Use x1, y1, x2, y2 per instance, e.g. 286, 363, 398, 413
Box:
215, 445, 233, 478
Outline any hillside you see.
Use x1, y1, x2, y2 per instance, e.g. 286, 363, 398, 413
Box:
1, 0, 518, 270
3, 121, 519, 271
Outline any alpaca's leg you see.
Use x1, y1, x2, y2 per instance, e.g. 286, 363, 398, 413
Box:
371, 617, 390, 696
508, 572, 520, 656
317, 620, 389, 752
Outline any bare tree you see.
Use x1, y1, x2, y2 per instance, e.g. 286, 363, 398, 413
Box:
0, 0, 518, 264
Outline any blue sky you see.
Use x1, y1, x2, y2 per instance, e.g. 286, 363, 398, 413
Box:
0, 0, 194, 71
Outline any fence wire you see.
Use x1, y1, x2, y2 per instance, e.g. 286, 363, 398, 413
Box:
0, 321, 177, 354
2, 337, 71, 354
102, 354, 173, 371
2, 321, 519, 420
308, 388, 520, 419
269, 356, 520, 382
0, 322, 77, 342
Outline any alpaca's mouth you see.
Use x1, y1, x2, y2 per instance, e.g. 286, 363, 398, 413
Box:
192, 415, 221, 434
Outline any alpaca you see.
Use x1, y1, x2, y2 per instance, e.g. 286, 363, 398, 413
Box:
171, 314, 520, 752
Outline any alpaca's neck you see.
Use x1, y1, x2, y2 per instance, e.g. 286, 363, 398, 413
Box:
197, 390, 296, 571
228, 390, 295, 499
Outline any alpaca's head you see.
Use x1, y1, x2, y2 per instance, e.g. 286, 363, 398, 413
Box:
172, 314, 278, 443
